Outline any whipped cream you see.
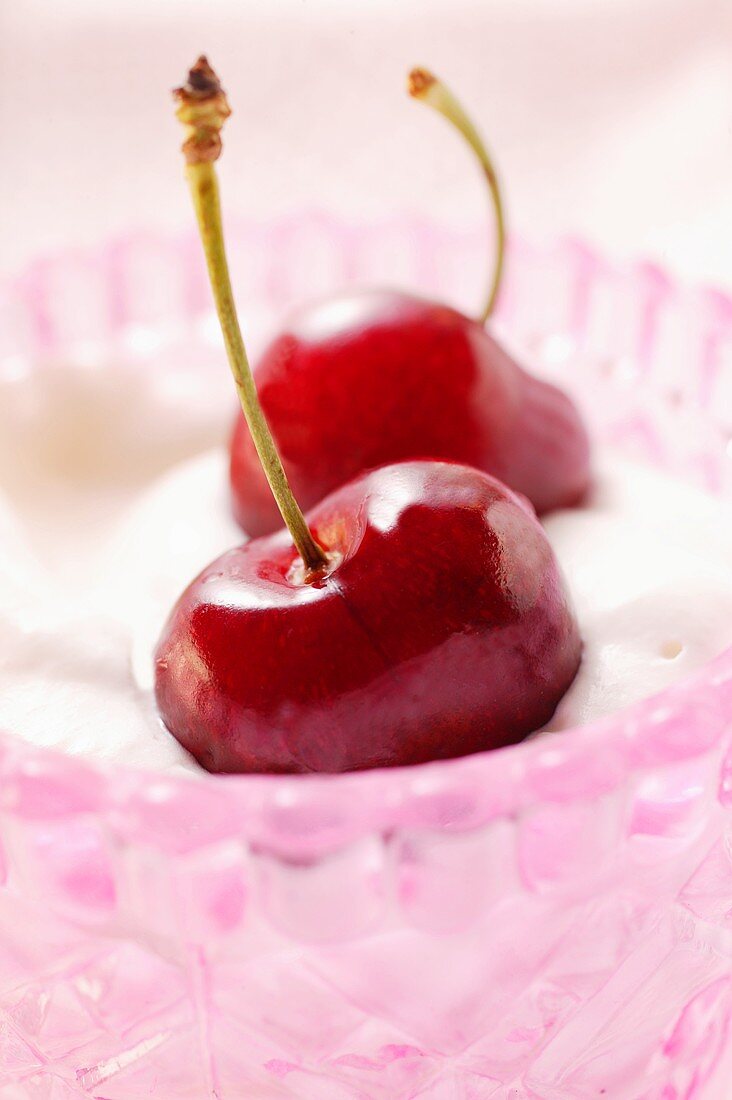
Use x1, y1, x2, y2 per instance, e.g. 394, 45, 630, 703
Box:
0, 387, 730, 772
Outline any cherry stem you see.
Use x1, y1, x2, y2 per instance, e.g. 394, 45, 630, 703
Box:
173, 58, 327, 576
408, 68, 506, 324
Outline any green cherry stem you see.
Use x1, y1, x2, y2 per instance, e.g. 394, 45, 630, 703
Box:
408, 67, 506, 323
173, 57, 328, 576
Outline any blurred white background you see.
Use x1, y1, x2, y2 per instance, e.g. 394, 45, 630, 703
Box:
1, 0, 730, 286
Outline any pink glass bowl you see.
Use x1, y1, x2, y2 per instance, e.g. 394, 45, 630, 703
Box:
1, 216, 732, 1099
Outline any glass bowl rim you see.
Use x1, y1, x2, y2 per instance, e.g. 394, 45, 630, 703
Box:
1, 215, 731, 851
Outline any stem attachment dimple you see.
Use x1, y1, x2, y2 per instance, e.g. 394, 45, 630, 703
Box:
408, 67, 506, 324
174, 58, 328, 576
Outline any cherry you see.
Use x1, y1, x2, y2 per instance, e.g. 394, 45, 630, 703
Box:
156, 460, 582, 773
156, 59, 581, 774
230, 290, 591, 536
229, 69, 591, 538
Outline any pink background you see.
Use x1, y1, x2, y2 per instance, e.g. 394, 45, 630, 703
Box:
2, 0, 731, 287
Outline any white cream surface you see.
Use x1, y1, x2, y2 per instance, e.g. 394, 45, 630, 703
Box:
0, 433, 731, 772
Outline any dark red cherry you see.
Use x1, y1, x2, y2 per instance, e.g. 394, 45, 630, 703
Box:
155, 461, 581, 774
228, 66, 590, 535
230, 289, 591, 537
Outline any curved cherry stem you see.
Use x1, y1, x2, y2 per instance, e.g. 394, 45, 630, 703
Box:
173, 57, 327, 576
409, 68, 506, 323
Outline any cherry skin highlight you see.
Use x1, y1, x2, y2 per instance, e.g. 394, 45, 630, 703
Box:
155, 460, 581, 774
230, 290, 591, 538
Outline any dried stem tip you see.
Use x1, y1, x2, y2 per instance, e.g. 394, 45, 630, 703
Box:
408, 68, 437, 99
173, 56, 231, 165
